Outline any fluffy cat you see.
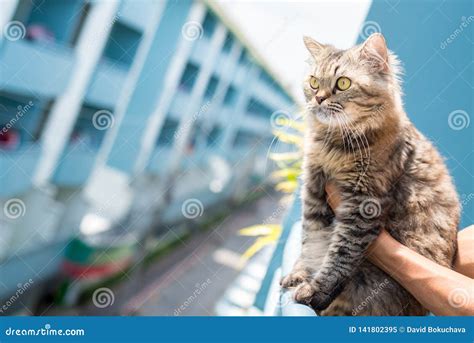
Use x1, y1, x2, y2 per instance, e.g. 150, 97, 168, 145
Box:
280, 33, 460, 315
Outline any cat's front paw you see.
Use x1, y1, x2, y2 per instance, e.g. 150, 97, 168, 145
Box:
293, 281, 317, 304
293, 280, 333, 311
280, 269, 310, 288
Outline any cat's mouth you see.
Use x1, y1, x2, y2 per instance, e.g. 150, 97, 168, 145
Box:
314, 102, 348, 124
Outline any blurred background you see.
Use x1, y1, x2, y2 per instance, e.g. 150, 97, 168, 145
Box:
0, 0, 472, 316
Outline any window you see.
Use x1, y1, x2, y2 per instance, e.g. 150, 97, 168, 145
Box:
188, 123, 202, 151
156, 118, 179, 146
14, 0, 84, 46
238, 49, 250, 66
70, 104, 112, 149
32, 99, 54, 141
204, 75, 219, 100
223, 86, 237, 106
102, 22, 142, 67
207, 126, 222, 146
0, 92, 39, 149
233, 130, 258, 148
246, 98, 273, 118
222, 32, 234, 53
69, 2, 92, 46
179, 63, 200, 92
202, 11, 217, 38
259, 69, 275, 88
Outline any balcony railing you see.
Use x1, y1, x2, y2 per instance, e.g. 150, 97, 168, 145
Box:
0, 40, 75, 99
0, 143, 41, 197
252, 189, 316, 316
118, 0, 155, 32
52, 144, 98, 187
85, 59, 129, 109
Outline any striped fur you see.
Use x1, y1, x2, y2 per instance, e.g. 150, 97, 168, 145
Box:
281, 34, 460, 316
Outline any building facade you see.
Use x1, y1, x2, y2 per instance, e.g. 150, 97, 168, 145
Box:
0, 0, 295, 311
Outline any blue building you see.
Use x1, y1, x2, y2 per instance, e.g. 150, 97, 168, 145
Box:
0, 0, 295, 313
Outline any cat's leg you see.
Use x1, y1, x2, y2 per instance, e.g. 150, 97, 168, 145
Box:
293, 190, 384, 311
280, 226, 332, 287
281, 169, 333, 288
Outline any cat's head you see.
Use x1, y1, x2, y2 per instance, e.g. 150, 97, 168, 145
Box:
303, 33, 402, 131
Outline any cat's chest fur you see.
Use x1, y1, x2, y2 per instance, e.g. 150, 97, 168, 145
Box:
304, 137, 360, 180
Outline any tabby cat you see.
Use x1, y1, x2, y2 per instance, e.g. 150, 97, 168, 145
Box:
280, 33, 460, 315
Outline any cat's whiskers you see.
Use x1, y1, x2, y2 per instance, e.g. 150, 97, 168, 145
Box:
334, 113, 348, 153
338, 110, 372, 188
336, 110, 369, 175
320, 115, 334, 153
349, 112, 371, 162
264, 134, 284, 176
322, 104, 354, 154
339, 115, 357, 156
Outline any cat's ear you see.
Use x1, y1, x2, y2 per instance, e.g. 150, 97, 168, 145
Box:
303, 36, 325, 58
360, 33, 389, 72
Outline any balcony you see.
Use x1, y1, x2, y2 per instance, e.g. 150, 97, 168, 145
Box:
0, 40, 75, 99
52, 144, 97, 187
169, 89, 193, 115
85, 59, 128, 109
147, 146, 172, 175
213, 52, 234, 78
52, 103, 109, 187
234, 64, 249, 86
0, 143, 41, 197
118, 0, 155, 32
189, 38, 212, 65
252, 80, 290, 113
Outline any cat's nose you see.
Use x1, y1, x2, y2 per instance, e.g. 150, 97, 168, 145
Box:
315, 94, 329, 105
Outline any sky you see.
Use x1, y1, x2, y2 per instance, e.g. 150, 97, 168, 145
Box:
217, 0, 372, 102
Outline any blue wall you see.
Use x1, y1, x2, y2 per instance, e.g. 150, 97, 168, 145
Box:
362, 0, 473, 227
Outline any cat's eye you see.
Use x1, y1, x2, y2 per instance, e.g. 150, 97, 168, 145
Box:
309, 76, 319, 89
336, 77, 351, 91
